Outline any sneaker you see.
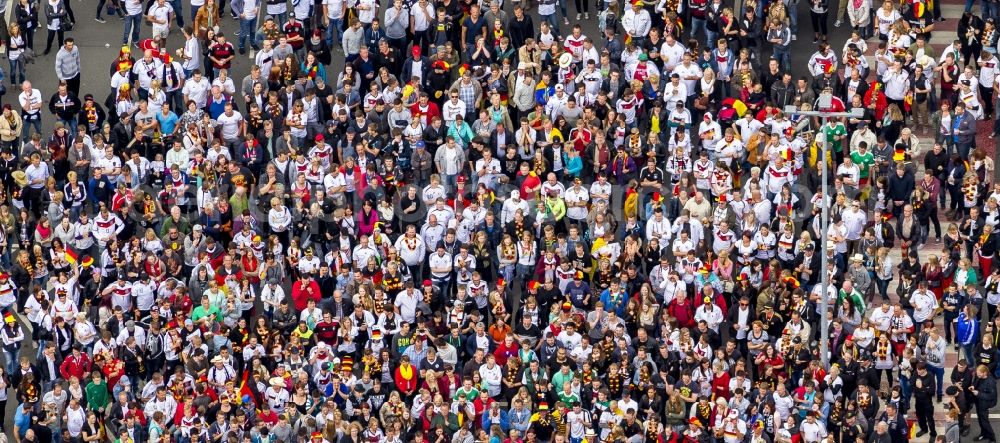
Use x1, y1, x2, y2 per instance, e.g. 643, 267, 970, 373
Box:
939, 17, 946, 21
813, 38, 818, 43
791, 35, 797, 40
95, 17, 106, 23
834, 19, 842, 27
576, 13, 581, 19
231, 12, 238, 19
584, 12, 589, 19
564, 17, 569, 25
239, 47, 246, 55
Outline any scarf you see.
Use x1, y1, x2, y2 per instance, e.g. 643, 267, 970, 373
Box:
399, 363, 414, 380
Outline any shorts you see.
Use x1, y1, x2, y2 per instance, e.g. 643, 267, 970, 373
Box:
152, 26, 170, 39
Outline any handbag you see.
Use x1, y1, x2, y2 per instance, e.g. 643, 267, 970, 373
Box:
694, 95, 710, 110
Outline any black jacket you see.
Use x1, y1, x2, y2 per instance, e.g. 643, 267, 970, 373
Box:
913, 370, 936, 400
887, 170, 916, 202
974, 375, 997, 408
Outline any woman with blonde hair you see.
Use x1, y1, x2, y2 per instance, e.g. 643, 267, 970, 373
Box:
7, 23, 25, 86
147, 79, 167, 110
955, 258, 978, 287
874, 246, 893, 301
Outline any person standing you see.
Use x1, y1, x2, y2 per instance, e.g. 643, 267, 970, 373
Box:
233, 0, 259, 54
912, 362, 937, 439
54, 38, 80, 97
146, 0, 174, 50
17, 81, 42, 139
121, 0, 144, 46
970, 364, 997, 443
42, 0, 68, 55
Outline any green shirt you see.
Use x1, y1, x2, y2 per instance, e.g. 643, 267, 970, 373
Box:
85, 380, 110, 411
837, 289, 866, 313
850, 151, 875, 178
190, 305, 222, 323
824, 123, 847, 152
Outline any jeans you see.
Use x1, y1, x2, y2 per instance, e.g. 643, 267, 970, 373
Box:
875, 277, 891, 300
706, 30, 718, 49
3, 348, 18, 374
987, 1, 1000, 21
963, 343, 976, 364
21, 116, 40, 139
271, 12, 288, 28
172, 0, 184, 26
789, 4, 799, 33
238, 17, 257, 49
966, 0, 976, 12
558, 0, 568, 19
8, 59, 23, 85
325, 17, 343, 46
899, 373, 911, 410
190, 4, 200, 23
956, 141, 973, 159
123, 13, 141, 45
166, 89, 183, 112
540, 13, 559, 35
691, 17, 706, 41
442, 173, 457, 193
773, 46, 791, 72
59, 118, 78, 134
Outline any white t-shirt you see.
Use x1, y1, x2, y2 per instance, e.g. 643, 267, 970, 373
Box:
19, 89, 42, 118
183, 37, 201, 71
182, 78, 211, 108
124, 0, 144, 16
266, 0, 287, 15
324, 0, 344, 19
217, 111, 244, 141
410, 2, 432, 31
147, 3, 173, 30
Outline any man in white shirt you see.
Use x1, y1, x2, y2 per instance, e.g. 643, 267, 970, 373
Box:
181, 27, 201, 77
428, 244, 453, 303
216, 102, 245, 150
235, 0, 261, 53
146, 0, 174, 48
182, 70, 211, 108
564, 178, 589, 227
323, 0, 346, 46
441, 92, 466, 125
18, 81, 43, 138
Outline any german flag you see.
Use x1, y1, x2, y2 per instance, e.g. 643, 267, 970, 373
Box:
236, 370, 255, 407
65, 248, 79, 265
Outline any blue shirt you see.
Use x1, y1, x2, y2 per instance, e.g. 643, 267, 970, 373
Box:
156, 111, 180, 135
14, 404, 31, 438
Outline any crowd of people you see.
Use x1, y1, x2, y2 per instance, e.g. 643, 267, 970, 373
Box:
0, 0, 998, 442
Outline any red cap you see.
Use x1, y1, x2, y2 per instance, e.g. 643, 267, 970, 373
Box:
423, 279, 433, 286
412, 46, 421, 57
315, 134, 324, 142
